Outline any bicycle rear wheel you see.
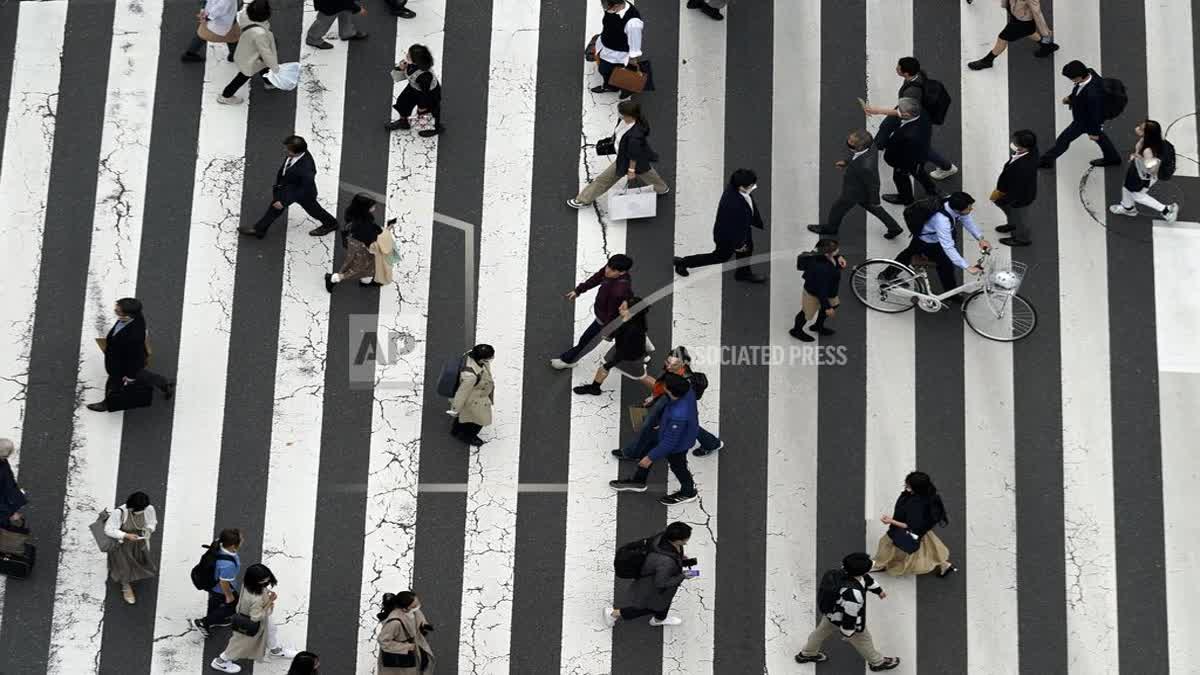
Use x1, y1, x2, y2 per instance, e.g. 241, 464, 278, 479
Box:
851, 259, 921, 313
962, 290, 1037, 341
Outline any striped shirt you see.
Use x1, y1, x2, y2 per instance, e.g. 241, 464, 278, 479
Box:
827, 574, 885, 636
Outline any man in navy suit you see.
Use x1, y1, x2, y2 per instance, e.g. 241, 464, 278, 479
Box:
673, 168, 767, 284
876, 98, 938, 206
1039, 60, 1121, 169
240, 135, 339, 239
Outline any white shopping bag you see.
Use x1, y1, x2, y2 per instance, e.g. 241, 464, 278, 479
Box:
607, 181, 657, 221
265, 62, 301, 91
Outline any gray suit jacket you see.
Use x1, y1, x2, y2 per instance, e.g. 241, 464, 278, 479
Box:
840, 147, 882, 204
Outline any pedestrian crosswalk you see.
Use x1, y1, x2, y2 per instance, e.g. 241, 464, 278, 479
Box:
1, 0, 1199, 674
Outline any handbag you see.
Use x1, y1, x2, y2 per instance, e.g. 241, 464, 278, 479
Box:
584, 33, 599, 62
607, 179, 658, 221
379, 617, 419, 667
887, 526, 921, 554
0, 521, 29, 557
90, 510, 117, 553
595, 120, 621, 156
607, 62, 647, 93
196, 12, 242, 43
231, 612, 261, 636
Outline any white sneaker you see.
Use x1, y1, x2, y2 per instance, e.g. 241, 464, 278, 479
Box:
1109, 204, 1137, 217
216, 95, 244, 105
566, 199, 586, 209
929, 164, 959, 180
603, 607, 618, 627
1164, 203, 1180, 223
210, 657, 242, 673
549, 358, 577, 370
269, 646, 300, 659
648, 616, 682, 627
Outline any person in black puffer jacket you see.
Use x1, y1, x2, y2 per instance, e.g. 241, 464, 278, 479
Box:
574, 296, 650, 395
790, 239, 846, 342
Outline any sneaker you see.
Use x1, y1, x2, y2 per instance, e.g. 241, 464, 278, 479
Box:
216, 95, 244, 105
566, 198, 587, 209
121, 584, 136, 605
692, 441, 723, 457
1109, 204, 1137, 217
789, 327, 814, 342
324, 273, 336, 293
794, 652, 828, 664
210, 657, 242, 673
269, 646, 300, 659
418, 126, 444, 138
659, 492, 698, 506
869, 656, 901, 671
573, 382, 602, 395
1164, 203, 1180, 223
191, 618, 210, 638
603, 607, 618, 627
929, 164, 958, 180
648, 616, 682, 627
549, 358, 577, 370
937, 564, 958, 578
609, 480, 647, 493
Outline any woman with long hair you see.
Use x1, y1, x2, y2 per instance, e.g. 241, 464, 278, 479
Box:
568, 100, 670, 208
287, 651, 320, 674
573, 297, 652, 395
211, 563, 301, 673
1109, 119, 1179, 222
104, 491, 158, 605
871, 471, 957, 577
376, 591, 435, 673
325, 193, 384, 292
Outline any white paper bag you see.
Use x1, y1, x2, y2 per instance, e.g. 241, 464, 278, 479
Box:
265, 62, 301, 91
607, 183, 657, 221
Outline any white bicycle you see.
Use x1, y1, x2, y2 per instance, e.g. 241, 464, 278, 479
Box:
850, 249, 1038, 342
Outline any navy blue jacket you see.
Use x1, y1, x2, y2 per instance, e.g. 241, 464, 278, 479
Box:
648, 389, 700, 461
875, 114, 932, 168
803, 255, 842, 309
712, 187, 764, 247
1068, 71, 1108, 136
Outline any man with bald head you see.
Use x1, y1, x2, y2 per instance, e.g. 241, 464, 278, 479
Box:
809, 129, 903, 239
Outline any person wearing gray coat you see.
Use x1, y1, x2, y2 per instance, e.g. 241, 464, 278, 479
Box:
604, 522, 696, 627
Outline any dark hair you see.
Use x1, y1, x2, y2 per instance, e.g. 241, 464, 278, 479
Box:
125, 491, 151, 512
662, 372, 691, 398
617, 100, 647, 131
849, 128, 874, 149
1061, 60, 1088, 79
377, 591, 419, 620
1011, 129, 1038, 152
897, 56, 921, 76
116, 297, 143, 317
1140, 119, 1164, 157
408, 44, 434, 70
816, 239, 839, 255
345, 193, 376, 223
246, 0, 271, 22
469, 344, 495, 362
906, 471, 949, 526
287, 651, 320, 675
668, 346, 692, 364
946, 191, 975, 212
283, 135, 307, 154
607, 253, 633, 272
218, 528, 243, 548
604, 0, 626, 8
664, 521, 692, 542
243, 563, 278, 595
729, 168, 757, 189
842, 552, 873, 576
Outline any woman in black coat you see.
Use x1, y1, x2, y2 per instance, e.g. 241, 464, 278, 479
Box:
872, 471, 957, 577
569, 100, 670, 208
573, 296, 651, 395
0, 439, 27, 525
385, 44, 443, 137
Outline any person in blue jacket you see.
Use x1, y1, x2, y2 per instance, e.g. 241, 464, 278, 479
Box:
609, 373, 700, 505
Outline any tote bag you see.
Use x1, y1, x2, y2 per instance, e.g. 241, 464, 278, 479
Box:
90, 510, 117, 553
265, 62, 302, 91
607, 181, 657, 221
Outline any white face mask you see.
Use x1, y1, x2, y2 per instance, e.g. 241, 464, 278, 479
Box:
1009, 143, 1020, 153
743, 184, 757, 194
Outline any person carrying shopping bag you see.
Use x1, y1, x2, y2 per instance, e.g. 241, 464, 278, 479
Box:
871, 471, 958, 577
568, 100, 669, 208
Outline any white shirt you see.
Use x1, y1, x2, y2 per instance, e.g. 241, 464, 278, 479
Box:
282, 152, 305, 174
104, 505, 159, 550
204, 0, 238, 36
613, 119, 635, 147
740, 190, 754, 212
1133, 141, 1160, 180
899, 114, 920, 127
1008, 150, 1028, 164
851, 148, 869, 162
597, 4, 645, 65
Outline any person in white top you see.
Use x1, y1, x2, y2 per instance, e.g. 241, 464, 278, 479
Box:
1109, 119, 1180, 222
592, 0, 645, 99
182, 0, 240, 63
104, 491, 158, 605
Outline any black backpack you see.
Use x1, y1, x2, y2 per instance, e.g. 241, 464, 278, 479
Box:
916, 76, 953, 125
817, 568, 849, 614
435, 353, 469, 398
1100, 75, 1128, 120
1158, 140, 1177, 180
902, 197, 946, 238
190, 542, 236, 591
614, 536, 654, 579
688, 371, 708, 401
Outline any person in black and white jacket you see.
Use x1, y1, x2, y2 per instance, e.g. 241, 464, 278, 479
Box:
794, 552, 900, 671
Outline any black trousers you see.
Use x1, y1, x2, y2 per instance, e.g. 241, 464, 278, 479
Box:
451, 420, 482, 441
896, 238, 959, 294
394, 86, 442, 126
1041, 120, 1120, 164
630, 452, 696, 496
619, 606, 668, 621
202, 590, 237, 628
252, 195, 338, 235
825, 196, 901, 234
187, 35, 237, 58
559, 319, 605, 364
221, 67, 267, 99
892, 162, 938, 203
680, 238, 755, 278
105, 369, 169, 396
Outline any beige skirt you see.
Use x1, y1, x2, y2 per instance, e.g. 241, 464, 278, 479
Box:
872, 530, 951, 576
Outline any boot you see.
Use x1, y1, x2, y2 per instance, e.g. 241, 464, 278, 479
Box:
811, 312, 835, 336
788, 312, 814, 342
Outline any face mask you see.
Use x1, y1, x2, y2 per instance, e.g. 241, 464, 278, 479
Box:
847, 142, 857, 151
744, 185, 757, 194
1009, 143, 1020, 153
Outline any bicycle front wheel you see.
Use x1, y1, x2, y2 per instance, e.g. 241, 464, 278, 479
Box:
962, 290, 1037, 341
851, 259, 921, 313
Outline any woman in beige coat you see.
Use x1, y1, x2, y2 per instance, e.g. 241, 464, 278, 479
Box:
218, 0, 280, 105
376, 591, 435, 674
211, 564, 300, 673
448, 344, 494, 447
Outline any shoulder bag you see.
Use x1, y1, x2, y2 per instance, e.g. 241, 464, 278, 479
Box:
595, 120, 621, 156
379, 617, 418, 667
90, 509, 117, 553
231, 594, 262, 635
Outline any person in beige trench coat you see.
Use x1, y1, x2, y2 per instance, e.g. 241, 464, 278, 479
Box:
448, 344, 494, 447
211, 564, 301, 673
376, 591, 435, 674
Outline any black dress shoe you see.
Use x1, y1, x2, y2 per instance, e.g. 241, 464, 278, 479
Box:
995, 224, 1015, 233
418, 125, 444, 138
673, 257, 690, 277
687, 0, 702, 6
618, 90, 632, 100
999, 236, 1031, 247
881, 194, 911, 206
238, 227, 264, 239
309, 223, 338, 236
180, 51, 205, 63
884, 228, 904, 240
967, 58, 994, 71
789, 327, 814, 342
324, 273, 335, 293
1033, 42, 1060, 58
807, 224, 837, 235
86, 402, 109, 412
735, 273, 767, 284
385, 118, 411, 131
698, 3, 723, 19
307, 40, 333, 50
590, 84, 618, 94
390, 6, 416, 18
1090, 158, 1122, 167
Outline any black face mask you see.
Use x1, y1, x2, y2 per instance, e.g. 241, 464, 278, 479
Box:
847, 142, 857, 151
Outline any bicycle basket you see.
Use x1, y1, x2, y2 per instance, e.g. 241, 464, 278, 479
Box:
984, 258, 1027, 316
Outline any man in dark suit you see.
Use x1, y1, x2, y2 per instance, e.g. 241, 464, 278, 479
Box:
86, 298, 174, 412
876, 98, 938, 206
992, 129, 1039, 247
809, 129, 903, 239
673, 168, 767, 284
240, 135, 339, 239
1038, 60, 1121, 169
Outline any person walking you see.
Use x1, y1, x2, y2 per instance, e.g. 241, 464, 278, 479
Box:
383, 0, 416, 18
794, 552, 900, 670
871, 471, 958, 578
287, 652, 321, 674
448, 344, 495, 447
876, 98, 937, 206
0, 440, 26, 526
861, 57, 958, 180
604, 522, 697, 627
614, 346, 722, 460
568, 100, 669, 208
808, 129, 903, 239
550, 254, 634, 370
1039, 60, 1122, 169
592, 0, 645, 99
86, 298, 174, 412
240, 135, 340, 239
686, 0, 724, 21
376, 591, 436, 673
386, 44, 444, 137
193, 528, 243, 637
182, 0, 239, 63
992, 129, 1041, 247
967, 0, 1058, 70
674, 168, 768, 283
324, 194, 382, 292
574, 297, 652, 395
610, 373, 700, 505
217, 0, 279, 105
790, 239, 846, 342
892, 192, 991, 296
210, 563, 301, 673
1108, 119, 1180, 222
305, 0, 367, 50
104, 491, 158, 605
